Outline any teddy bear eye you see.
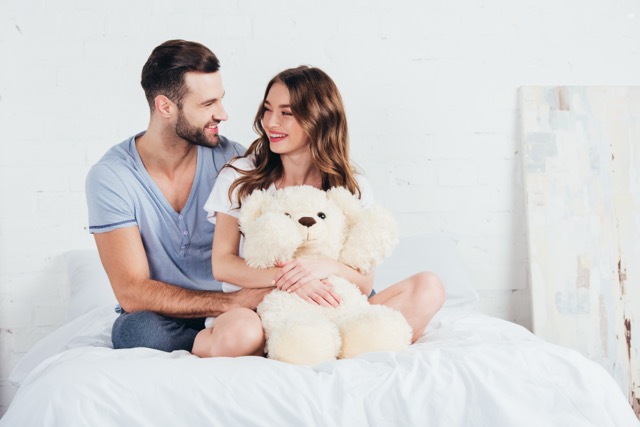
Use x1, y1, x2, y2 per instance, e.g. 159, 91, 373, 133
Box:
317, 212, 326, 219
284, 213, 291, 218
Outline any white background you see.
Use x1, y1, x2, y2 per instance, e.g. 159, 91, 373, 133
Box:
1, 0, 639, 415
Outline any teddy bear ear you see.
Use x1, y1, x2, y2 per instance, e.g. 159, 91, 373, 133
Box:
340, 205, 399, 274
326, 186, 363, 222
238, 189, 273, 229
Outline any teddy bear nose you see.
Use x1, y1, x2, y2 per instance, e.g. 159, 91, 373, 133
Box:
298, 217, 316, 228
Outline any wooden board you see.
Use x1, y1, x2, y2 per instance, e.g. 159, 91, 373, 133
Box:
521, 86, 640, 416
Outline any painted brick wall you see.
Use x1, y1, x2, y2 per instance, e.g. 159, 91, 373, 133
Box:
1, 0, 639, 415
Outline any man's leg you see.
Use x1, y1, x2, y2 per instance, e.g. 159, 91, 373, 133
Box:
112, 310, 205, 352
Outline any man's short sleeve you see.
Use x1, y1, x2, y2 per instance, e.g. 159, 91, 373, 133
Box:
85, 164, 136, 233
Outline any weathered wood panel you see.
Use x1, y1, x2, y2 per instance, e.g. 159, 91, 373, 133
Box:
521, 86, 640, 416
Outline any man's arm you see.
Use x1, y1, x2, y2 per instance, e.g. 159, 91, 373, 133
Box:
94, 226, 270, 318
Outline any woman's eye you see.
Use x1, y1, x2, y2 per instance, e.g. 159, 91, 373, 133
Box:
282, 111, 293, 116
317, 212, 326, 219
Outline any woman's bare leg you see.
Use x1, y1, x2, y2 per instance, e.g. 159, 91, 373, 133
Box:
369, 272, 446, 342
192, 307, 265, 358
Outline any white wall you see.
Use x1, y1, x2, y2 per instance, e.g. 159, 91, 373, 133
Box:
1, 0, 639, 415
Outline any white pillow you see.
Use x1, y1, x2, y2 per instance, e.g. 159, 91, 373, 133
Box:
375, 233, 479, 308
9, 305, 117, 386
64, 250, 117, 321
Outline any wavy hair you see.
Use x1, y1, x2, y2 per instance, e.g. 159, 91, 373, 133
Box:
229, 66, 361, 205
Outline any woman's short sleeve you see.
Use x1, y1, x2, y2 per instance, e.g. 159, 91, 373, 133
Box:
356, 174, 375, 208
203, 157, 254, 224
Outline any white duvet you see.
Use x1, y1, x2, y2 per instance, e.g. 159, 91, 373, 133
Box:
2, 306, 638, 426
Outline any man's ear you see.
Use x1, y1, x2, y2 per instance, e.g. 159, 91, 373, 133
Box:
154, 95, 174, 117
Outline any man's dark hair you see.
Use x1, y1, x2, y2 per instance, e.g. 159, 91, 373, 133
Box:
141, 39, 220, 110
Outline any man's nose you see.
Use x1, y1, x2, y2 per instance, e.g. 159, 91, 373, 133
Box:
213, 103, 228, 122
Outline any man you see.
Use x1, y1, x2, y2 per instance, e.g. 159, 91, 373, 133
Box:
85, 39, 270, 353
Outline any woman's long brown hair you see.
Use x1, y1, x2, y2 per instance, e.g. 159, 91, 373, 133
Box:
227, 66, 361, 206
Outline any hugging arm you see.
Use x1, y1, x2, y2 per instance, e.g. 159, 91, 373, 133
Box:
212, 212, 340, 306
94, 226, 262, 318
274, 258, 375, 297
211, 212, 280, 288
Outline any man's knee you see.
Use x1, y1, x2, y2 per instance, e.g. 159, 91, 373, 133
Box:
112, 310, 157, 349
112, 310, 198, 352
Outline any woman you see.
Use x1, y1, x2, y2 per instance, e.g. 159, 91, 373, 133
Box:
193, 66, 445, 358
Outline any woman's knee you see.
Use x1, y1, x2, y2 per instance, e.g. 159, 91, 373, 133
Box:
412, 271, 446, 309
194, 308, 265, 358
221, 308, 265, 348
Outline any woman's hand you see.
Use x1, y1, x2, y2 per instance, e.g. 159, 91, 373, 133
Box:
293, 279, 341, 307
274, 258, 340, 292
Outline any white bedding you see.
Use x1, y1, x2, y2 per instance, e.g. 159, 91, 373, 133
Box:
3, 235, 638, 426
2, 305, 638, 426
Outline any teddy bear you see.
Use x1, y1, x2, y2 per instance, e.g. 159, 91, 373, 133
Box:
238, 185, 413, 365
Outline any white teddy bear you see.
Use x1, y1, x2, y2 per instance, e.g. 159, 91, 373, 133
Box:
239, 185, 413, 365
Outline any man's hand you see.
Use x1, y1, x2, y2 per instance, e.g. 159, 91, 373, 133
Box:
231, 287, 274, 310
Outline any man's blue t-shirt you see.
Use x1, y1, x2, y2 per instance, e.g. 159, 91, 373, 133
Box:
85, 132, 245, 292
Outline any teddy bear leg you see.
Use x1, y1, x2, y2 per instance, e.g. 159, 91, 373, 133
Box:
264, 312, 341, 365
339, 305, 413, 359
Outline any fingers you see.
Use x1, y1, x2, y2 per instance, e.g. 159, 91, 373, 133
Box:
275, 261, 308, 291
326, 287, 341, 305
286, 276, 313, 293
272, 260, 293, 286
296, 281, 340, 307
320, 290, 340, 307
278, 270, 307, 291
305, 294, 330, 307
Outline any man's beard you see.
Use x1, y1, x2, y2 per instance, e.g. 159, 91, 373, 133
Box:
175, 108, 220, 148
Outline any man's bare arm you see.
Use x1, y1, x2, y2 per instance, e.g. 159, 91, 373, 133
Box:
94, 227, 270, 318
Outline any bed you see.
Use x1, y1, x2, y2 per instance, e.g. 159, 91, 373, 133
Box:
2, 234, 638, 426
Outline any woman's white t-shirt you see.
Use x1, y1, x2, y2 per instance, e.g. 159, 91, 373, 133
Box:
203, 155, 374, 292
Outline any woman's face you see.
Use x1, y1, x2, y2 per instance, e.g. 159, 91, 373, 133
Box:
262, 82, 309, 156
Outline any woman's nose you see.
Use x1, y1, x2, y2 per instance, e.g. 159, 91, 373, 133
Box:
264, 112, 279, 128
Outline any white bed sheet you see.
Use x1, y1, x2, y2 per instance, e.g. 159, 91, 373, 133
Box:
2, 306, 638, 427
